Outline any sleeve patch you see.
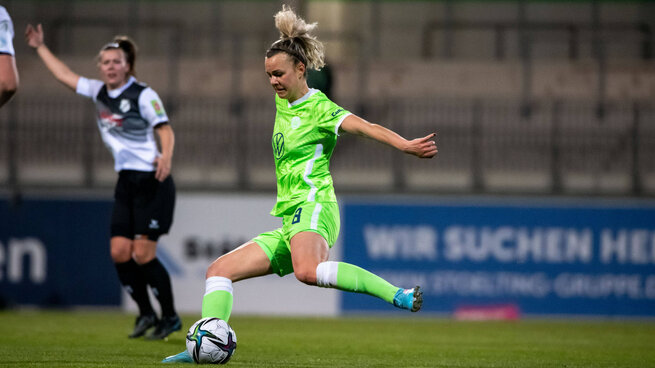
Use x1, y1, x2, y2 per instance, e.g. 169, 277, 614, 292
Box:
330, 108, 344, 118
151, 100, 165, 117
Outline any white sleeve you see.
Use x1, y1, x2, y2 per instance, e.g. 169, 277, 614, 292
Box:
138, 87, 169, 127
76, 77, 104, 101
0, 6, 15, 56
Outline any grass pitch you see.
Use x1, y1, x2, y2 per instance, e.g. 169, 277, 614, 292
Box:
0, 310, 653, 367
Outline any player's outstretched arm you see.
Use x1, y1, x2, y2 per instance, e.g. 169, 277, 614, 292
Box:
25, 24, 80, 91
0, 54, 18, 108
340, 114, 438, 159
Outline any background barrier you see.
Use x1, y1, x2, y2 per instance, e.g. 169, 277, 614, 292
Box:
4, 194, 655, 317
341, 197, 655, 317
0, 197, 120, 307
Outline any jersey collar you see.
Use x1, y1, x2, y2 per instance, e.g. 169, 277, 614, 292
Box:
288, 88, 319, 108
106, 76, 136, 98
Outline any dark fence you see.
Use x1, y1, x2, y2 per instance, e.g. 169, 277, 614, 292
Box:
3, 1, 654, 196
2, 96, 653, 196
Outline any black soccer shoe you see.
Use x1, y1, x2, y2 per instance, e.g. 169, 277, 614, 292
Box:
146, 314, 182, 340
128, 314, 158, 338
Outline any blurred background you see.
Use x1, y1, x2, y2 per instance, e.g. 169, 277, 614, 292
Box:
3, 0, 655, 194
1, 0, 655, 318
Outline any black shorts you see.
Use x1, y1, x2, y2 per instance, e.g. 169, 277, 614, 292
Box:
110, 170, 176, 241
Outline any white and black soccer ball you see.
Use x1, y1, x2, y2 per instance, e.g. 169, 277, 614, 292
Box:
185, 317, 237, 364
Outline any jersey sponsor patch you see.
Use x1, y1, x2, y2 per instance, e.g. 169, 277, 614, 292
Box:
151, 99, 165, 117
331, 108, 344, 117
99, 111, 123, 129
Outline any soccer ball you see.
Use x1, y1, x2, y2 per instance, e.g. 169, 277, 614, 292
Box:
186, 317, 237, 364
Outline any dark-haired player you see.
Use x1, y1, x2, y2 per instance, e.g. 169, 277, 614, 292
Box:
26, 24, 181, 340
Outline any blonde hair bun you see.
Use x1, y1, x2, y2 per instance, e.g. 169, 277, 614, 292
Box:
267, 5, 325, 71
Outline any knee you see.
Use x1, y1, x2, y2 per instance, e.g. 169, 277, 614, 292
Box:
110, 240, 132, 263
132, 248, 155, 264
110, 247, 131, 263
206, 257, 227, 279
294, 267, 317, 286
132, 240, 156, 264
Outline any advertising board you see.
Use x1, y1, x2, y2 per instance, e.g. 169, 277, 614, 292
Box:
341, 199, 655, 317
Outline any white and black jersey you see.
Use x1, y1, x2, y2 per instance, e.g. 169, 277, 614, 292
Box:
0, 6, 15, 56
77, 76, 169, 172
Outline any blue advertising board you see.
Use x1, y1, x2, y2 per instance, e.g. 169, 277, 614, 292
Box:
0, 197, 121, 307
341, 198, 655, 317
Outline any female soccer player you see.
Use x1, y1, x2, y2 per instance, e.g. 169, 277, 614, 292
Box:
25, 24, 181, 340
0, 5, 18, 108
163, 5, 437, 362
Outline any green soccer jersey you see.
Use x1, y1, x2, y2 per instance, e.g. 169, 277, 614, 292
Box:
270, 89, 351, 217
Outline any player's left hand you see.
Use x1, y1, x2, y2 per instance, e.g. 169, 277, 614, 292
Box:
25, 23, 45, 49
404, 133, 438, 158
154, 155, 171, 181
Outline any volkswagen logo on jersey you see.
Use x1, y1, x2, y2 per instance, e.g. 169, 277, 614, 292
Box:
119, 98, 131, 113
273, 132, 285, 159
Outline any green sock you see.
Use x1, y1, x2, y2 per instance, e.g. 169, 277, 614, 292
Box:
201, 290, 233, 321
331, 262, 398, 303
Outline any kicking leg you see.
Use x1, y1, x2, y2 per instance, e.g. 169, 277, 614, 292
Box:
315, 261, 422, 312
289, 230, 422, 312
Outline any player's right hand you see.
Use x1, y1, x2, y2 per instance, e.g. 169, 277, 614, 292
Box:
405, 133, 438, 159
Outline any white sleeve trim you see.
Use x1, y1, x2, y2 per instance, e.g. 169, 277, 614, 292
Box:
334, 112, 352, 136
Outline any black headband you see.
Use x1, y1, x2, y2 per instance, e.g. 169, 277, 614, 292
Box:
269, 45, 307, 66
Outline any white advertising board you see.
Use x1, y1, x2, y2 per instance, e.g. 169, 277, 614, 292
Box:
122, 193, 340, 316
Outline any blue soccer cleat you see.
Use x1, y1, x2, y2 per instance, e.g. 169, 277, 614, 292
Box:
393, 286, 423, 312
161, 350, 193, 364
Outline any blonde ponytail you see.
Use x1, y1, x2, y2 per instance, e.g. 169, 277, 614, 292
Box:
266, 5, 325, 72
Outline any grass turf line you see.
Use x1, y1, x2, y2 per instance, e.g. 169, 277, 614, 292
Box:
0, 310, 653, 367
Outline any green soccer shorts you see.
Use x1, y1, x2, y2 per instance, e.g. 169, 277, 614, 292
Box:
254, 201, 340, 276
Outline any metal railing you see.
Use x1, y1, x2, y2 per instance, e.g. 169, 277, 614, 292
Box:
422, 21, 653, 60
4, 1, 654, 197
2, 96, 653, 196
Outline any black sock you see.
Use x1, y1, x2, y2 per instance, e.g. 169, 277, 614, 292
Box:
141, 258, 177, 317
114, 259, 155, 317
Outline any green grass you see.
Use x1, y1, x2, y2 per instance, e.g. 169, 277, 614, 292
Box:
0, 310, 654, 367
